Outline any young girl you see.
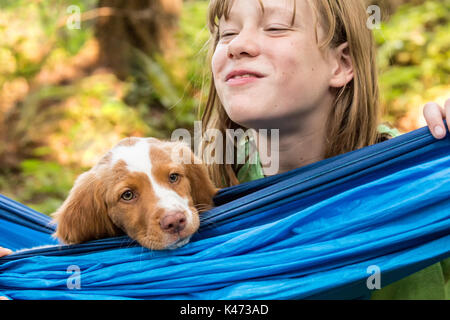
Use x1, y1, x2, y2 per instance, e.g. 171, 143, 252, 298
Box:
0, 0, 448, 299
200, 0, 449, 299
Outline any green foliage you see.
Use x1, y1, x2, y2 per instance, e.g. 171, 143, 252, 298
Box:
0, 0, 448, 214
0, 0, 95, 92
124, 1, 210, 136
375, 0, 450, 123
19, 159, 77, 214
177, 1, 211, 93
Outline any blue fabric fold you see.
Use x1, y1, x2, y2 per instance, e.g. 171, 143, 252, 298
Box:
0, 124, 449, 300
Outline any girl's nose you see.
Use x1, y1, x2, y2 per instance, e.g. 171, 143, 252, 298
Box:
227, 29, 260, 59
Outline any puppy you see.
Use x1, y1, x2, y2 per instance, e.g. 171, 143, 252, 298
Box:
52, 137, 218, 250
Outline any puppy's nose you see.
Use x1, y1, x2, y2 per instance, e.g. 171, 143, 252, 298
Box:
160, 211, 186, 234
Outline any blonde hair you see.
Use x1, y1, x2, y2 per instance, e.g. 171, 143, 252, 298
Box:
201, 0, 382, 188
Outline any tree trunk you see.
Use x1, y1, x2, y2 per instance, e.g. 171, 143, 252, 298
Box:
95, 0, 182, 79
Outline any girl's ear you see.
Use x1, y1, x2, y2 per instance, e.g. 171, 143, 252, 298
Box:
52, 171, 120, 244
329, 42, 354, 88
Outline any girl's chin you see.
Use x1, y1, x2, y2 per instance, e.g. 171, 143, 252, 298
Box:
226, 99, 271, 114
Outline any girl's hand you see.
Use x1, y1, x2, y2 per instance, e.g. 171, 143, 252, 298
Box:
0, 247, 12, 257
0, 247, 12, 300
423, 99, 449, 139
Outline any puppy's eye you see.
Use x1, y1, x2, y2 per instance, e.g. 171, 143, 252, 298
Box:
121, 190, 135, 201
169, 173, 180, 184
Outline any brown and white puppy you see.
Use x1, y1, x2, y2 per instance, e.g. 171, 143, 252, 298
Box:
52, 137, 218, 250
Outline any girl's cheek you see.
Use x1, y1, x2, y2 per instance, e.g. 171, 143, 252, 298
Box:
212, 45, 228, 77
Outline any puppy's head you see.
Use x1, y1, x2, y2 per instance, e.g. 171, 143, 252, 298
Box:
53, 137, 218, 250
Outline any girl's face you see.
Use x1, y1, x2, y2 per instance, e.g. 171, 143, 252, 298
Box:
212, 0, 339, 130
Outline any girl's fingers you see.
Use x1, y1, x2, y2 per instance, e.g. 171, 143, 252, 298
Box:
0, 248, 13, 300
0, 247, 13, 257
423, 102, 447, 139
445, 98, 450, 131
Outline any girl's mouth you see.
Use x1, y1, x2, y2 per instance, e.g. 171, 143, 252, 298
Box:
226, 70, 265, 86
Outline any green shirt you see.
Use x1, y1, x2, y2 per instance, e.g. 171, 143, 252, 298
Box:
236, 124, 450, 300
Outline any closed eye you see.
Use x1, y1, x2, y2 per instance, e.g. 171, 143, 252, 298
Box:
220, 32, 238, 39
265, 27, 290, 33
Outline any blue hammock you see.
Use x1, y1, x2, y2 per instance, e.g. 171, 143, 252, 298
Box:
0, 125, 449, 300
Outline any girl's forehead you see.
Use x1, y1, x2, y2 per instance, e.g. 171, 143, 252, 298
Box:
219, 0, 309, 24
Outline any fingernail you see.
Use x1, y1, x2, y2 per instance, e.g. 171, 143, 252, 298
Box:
434, 126, 445, 137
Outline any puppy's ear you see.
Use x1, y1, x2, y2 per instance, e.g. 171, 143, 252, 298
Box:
52, 171, 120, 244
185, 154, 219, 212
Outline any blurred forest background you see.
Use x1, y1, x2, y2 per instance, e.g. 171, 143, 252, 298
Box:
0, 0, 449, 214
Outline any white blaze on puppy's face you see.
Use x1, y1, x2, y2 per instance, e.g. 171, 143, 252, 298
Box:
110, 138, 194, 226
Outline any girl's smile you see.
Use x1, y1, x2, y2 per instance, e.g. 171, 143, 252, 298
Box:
225, 69, 266, 86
